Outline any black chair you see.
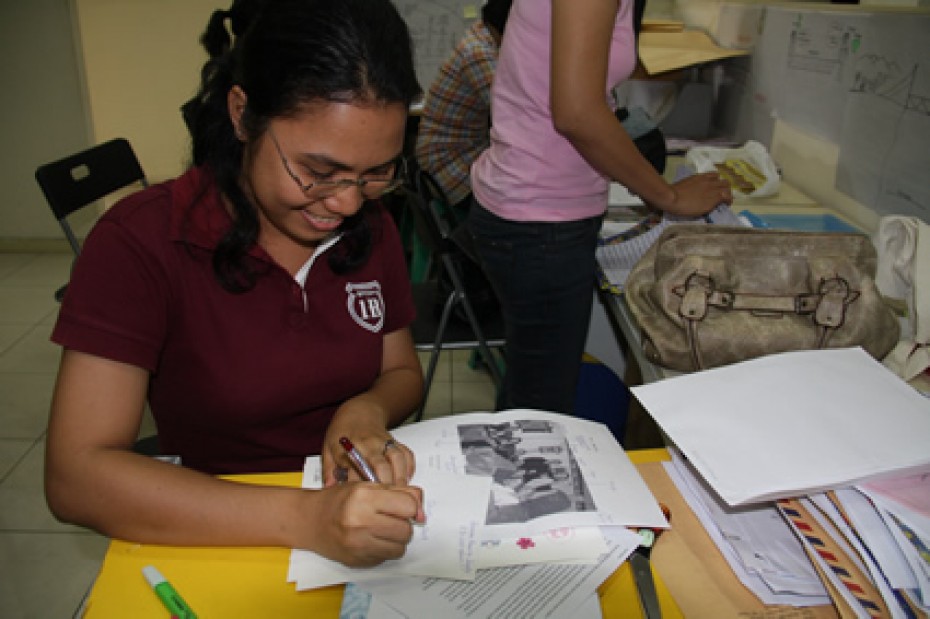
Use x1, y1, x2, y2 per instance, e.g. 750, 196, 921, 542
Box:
407, 169, 505, 422
35, 139, 157, 456
35, 138, 148, 302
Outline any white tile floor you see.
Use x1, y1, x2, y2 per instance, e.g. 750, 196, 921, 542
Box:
0, 250, 496, 619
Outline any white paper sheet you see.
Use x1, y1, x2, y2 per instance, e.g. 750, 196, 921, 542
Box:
631, 348, 930, 506
393, 409, 670, 534
288, 410, 666, 591
349, 584, 604, 619
288, 458, 491, 589
476, 525, 608, 569
358, 526, 640, 619
343, 582, 605, 619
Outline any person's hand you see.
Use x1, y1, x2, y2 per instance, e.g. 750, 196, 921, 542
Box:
298, 482, 424, 567
323, 432, 416, 487
321, 404, 416, 487
652, 171, 733, 217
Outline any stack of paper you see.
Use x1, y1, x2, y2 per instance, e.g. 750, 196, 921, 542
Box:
287, 410, 668, 618
783, 483, 930, 618
632, 347, 930, 617
631, 348, 930, 506
859, 472, 930, 608
664, 449, 831, 607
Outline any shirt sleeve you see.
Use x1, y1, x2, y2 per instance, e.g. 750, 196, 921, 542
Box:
461, 36, 498, 108
51, 198, 172, 373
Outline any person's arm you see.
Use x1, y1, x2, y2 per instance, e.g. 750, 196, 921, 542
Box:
44, 349, 422, 566
550, 0, 731, 217
321, 326, 424, 485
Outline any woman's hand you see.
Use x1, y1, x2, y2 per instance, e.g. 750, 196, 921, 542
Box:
652, 172, 733, 218
323, 429, 417, 488
322, 402, 417, 487
296, 482, 424, 567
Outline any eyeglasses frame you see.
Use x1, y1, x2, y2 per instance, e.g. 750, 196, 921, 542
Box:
267, 126, 407, 199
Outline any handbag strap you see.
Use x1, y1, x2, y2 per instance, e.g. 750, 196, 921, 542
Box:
674, 271, 861, 370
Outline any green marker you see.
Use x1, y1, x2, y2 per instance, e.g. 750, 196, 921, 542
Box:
142, 565, 198, 619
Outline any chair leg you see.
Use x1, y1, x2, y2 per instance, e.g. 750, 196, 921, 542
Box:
467, 348, 505, 376
454, 290, 504, 391
414, 291, 458, 422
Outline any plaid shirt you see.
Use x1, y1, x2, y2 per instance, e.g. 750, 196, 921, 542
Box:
415, 21, 498, 206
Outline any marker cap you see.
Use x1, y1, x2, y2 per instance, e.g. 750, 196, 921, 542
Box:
142, 565, 167, 588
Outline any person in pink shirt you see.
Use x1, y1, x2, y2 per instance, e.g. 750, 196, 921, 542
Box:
45, 0, 425, 568
468, 0, 733, 414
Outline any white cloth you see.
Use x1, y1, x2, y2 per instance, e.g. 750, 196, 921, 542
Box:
873, 215, 930, 381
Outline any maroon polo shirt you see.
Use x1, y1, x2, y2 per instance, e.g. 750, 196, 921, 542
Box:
52, 166, 415, 474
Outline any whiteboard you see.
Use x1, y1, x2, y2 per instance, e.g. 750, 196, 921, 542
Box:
741, 6, 930, 223
395, 0, 480, 91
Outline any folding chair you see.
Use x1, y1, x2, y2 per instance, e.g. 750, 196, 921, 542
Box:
35, 138, 148, 302
35, 139, 157, 456
407, 169, 505, 421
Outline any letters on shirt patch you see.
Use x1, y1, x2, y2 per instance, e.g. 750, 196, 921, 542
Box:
346, 281, 384, 333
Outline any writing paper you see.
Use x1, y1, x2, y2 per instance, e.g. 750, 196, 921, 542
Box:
359, 527, 640, 619
288, 460, 490, 589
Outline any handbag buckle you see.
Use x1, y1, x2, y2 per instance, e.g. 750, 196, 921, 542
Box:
677, 272, 715, 321
813, 276, 859, 328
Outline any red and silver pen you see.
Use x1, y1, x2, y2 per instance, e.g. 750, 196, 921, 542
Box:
339, 436, 380, 482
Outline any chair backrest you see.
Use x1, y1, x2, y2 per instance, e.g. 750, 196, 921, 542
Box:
35, 138, 148, 242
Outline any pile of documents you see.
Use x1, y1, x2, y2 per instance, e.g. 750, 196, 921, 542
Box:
665, 449, 833, 607
287, 410, 669, 619
633, 347, 930, 618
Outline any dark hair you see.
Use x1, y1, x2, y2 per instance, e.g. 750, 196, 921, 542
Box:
181, 0, 266, 131
186, 0, 420, 293
199, 0, 266, 59
481, 0, 513, 35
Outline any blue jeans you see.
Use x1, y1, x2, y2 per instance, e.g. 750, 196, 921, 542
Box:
467, 200, 603, 414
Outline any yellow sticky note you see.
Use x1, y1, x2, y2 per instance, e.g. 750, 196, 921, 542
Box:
463, 4, 478, 19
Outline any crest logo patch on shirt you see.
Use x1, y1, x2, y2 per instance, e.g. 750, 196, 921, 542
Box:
346, 281, 384, 333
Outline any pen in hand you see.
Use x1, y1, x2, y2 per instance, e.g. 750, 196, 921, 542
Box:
339, 436, 380, 483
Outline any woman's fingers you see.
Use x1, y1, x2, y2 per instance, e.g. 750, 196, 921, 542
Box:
379, 439, 416, 485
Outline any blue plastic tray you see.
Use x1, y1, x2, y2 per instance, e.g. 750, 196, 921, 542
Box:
740, 210, 860, 233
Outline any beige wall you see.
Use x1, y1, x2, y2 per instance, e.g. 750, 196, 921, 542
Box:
0, 0, 218, 246
74, 0, 219, 184
0, 0, 91, 245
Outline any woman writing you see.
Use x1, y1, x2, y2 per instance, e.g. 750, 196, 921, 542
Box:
45, 0, 424, 567
468, 0, 734, 413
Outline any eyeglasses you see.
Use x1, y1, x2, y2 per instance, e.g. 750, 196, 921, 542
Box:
268, 127, 407, 199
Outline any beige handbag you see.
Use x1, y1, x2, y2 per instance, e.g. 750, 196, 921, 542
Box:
625, 225, 901, 372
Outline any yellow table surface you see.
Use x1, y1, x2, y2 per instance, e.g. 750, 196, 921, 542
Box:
82, 449, 679, 618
